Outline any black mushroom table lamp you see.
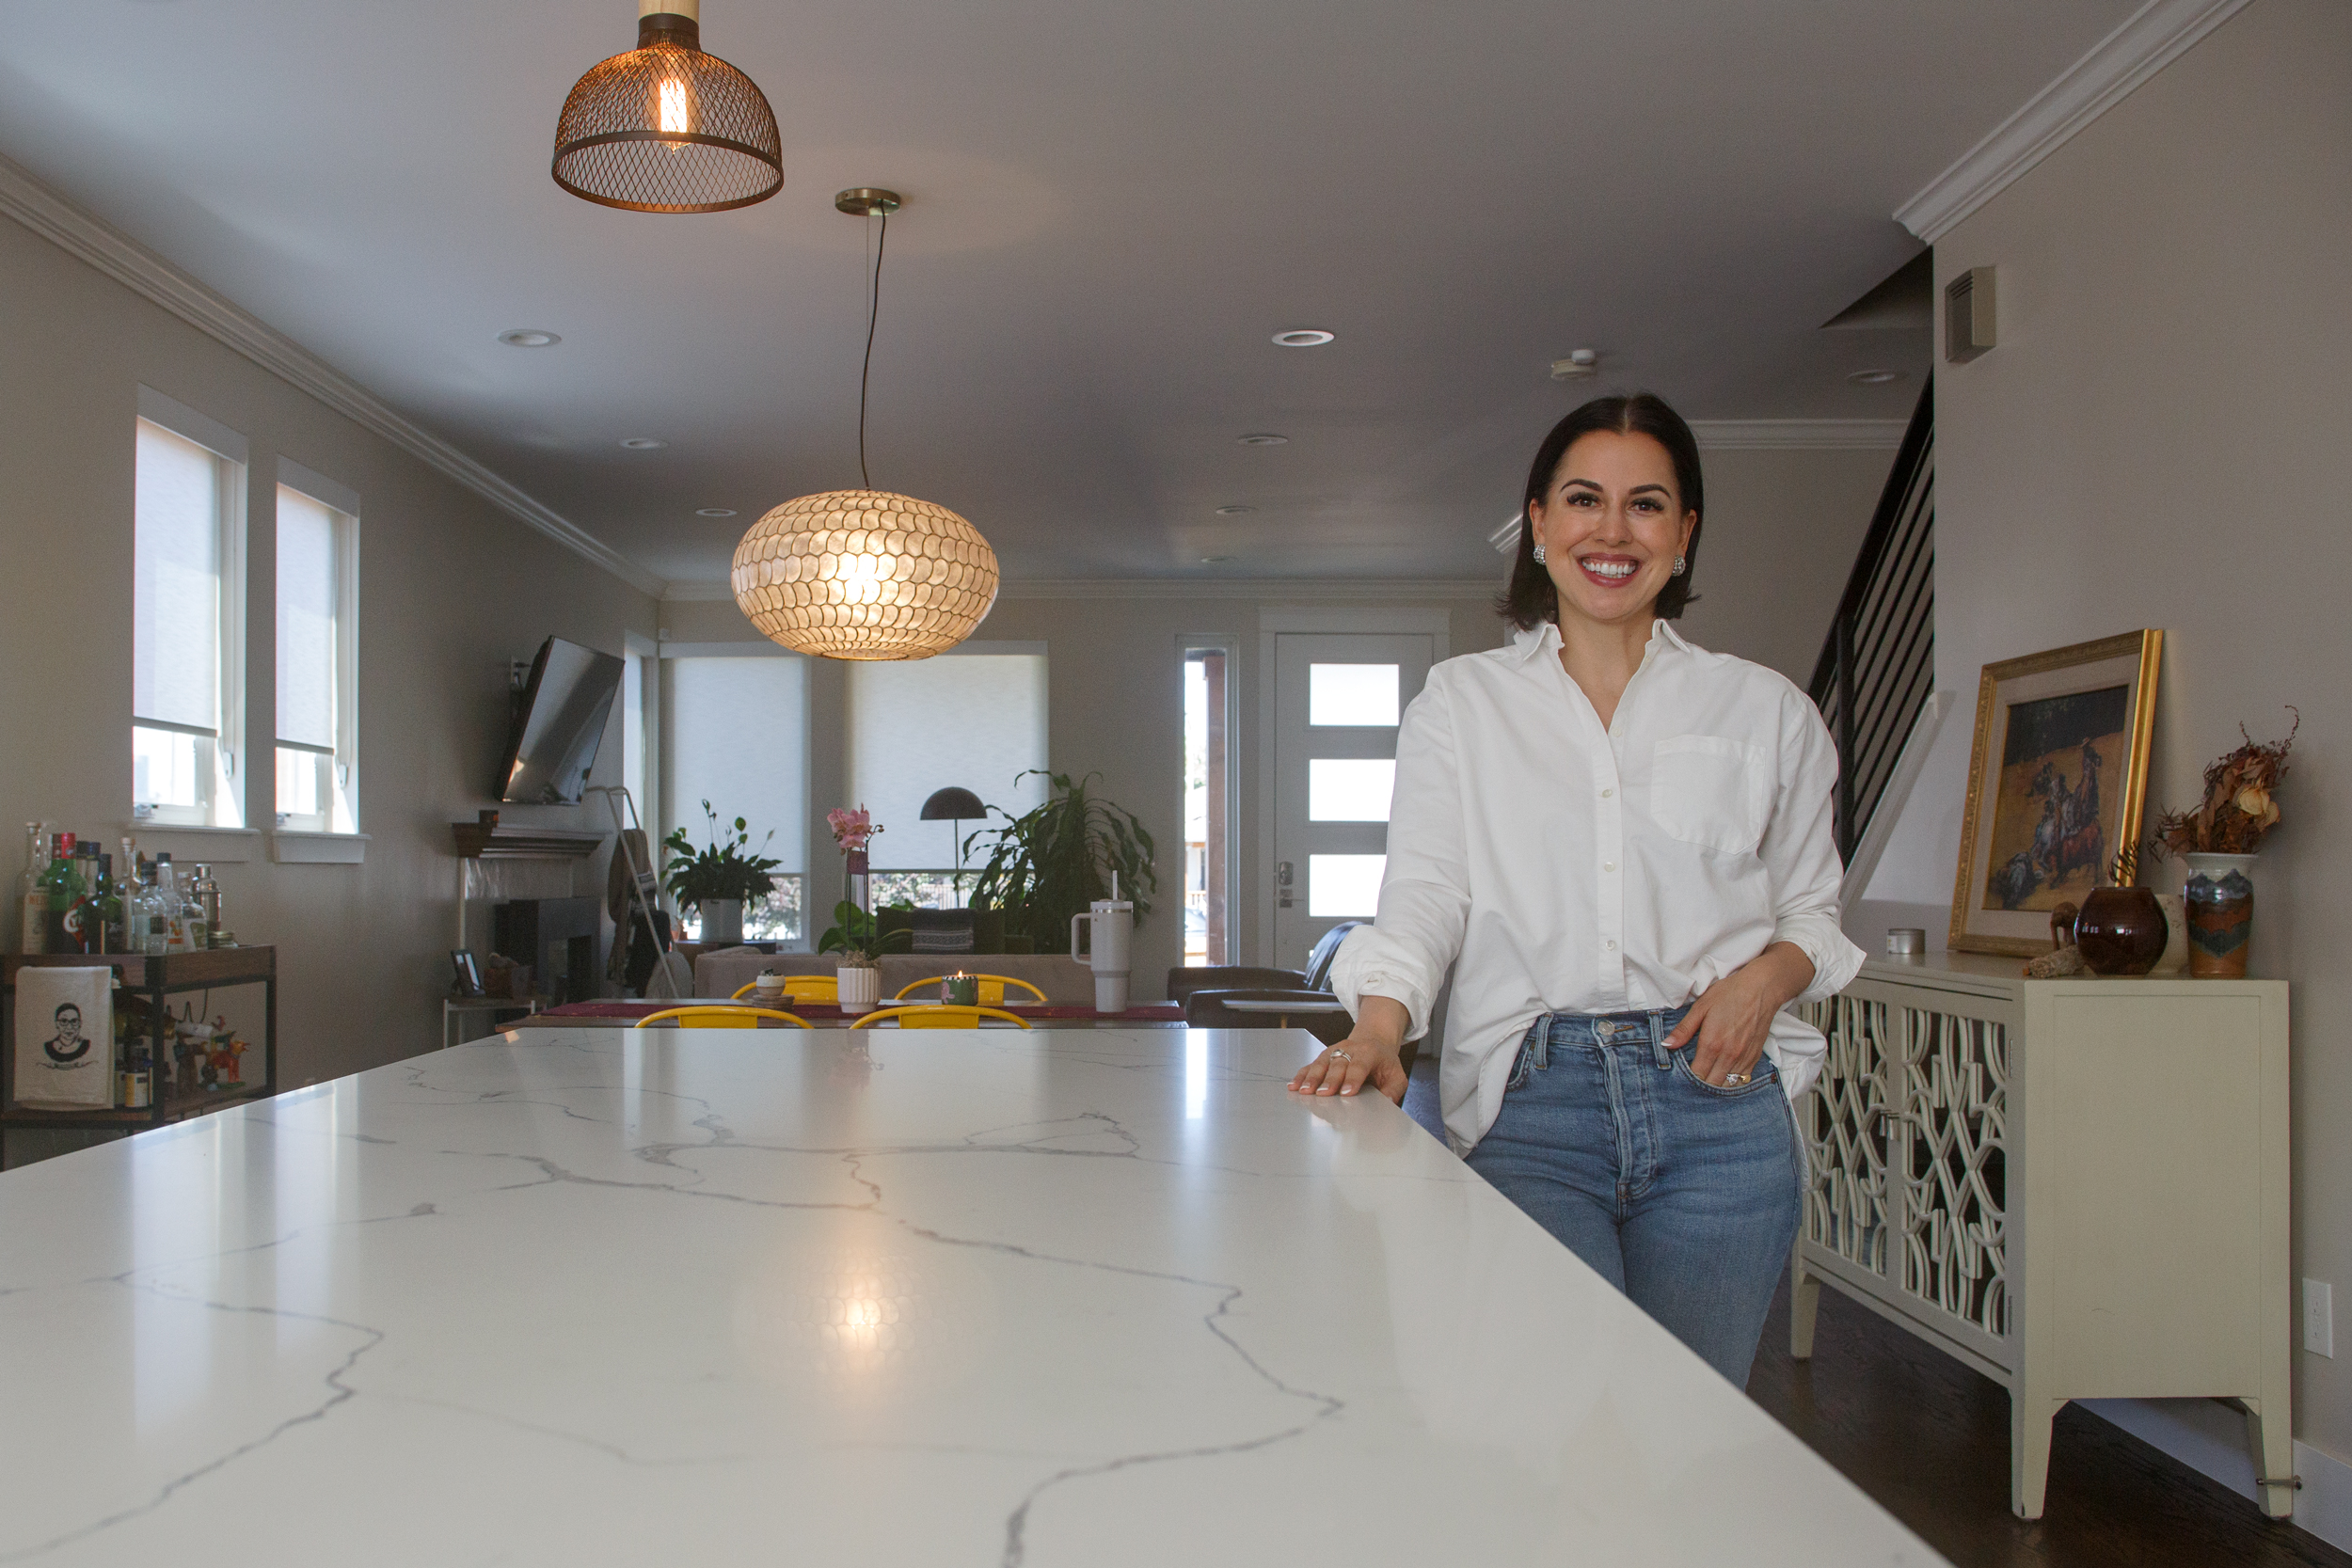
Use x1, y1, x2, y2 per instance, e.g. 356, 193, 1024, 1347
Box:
921, 786, 988, 902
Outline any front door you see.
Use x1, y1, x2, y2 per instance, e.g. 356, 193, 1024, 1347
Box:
1271, 633, 1435, 969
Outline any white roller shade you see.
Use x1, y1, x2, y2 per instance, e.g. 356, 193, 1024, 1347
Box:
133, 420, 222, 732
276, 486, 342, 750
849, 653, 1047, 868
664, 656, 809, 873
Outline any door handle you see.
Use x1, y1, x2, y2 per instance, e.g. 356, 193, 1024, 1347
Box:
1276, 860, 1294, 910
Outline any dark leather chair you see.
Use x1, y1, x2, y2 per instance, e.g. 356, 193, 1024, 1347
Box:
1174, 922, 1419, 1078
1168, 922, 1360, 1006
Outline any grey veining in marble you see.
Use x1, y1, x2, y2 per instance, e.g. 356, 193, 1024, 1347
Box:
0, 1027, 1942, 1565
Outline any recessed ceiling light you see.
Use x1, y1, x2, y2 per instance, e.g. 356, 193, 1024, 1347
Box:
1849, 369, 1904, 385
1237, 433, 1288, 446
498, 329, 561, 348
1200, 555, 1235, 564
695, 507, 738, 517
1215, 504, 1256, 515
619, 436, 668, 451
1272, 329, 1334, 347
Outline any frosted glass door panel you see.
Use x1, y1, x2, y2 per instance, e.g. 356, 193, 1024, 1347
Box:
1308, 759, 1396, 822
1309, 664, 1399, 728
1308, 855, 1387, 917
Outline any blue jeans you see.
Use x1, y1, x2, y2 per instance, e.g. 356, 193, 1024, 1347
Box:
1465, 1007, 1802, 1386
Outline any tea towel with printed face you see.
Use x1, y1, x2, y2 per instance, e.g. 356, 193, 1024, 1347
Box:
14, 966, 114, 1108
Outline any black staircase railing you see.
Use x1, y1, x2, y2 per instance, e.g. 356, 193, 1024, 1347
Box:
1809, 377, 1934, 863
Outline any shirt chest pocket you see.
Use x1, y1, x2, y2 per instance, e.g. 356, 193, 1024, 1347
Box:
1647, 734, 1772, 856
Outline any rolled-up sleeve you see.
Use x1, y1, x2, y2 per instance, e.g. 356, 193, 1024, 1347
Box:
1761, 690, 1867, 1004
1330, 677, 1471, 1041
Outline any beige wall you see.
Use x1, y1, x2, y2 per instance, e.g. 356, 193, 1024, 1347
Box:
1862, 0, 2352, 1463
0, 210, 658, 1150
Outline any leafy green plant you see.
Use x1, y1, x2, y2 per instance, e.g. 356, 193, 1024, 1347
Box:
817, 900, 912, 966
660, 801, 782, 910
966, 771, 1156, 955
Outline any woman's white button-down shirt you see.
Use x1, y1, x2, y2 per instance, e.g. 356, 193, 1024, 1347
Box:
1330, 619, 1866, 1154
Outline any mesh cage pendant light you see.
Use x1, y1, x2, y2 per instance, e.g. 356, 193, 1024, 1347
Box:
553, 1, 782, 214
733, 191, 1000, 660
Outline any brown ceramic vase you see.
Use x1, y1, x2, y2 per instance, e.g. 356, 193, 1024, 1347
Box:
2074, 886, 2167, 976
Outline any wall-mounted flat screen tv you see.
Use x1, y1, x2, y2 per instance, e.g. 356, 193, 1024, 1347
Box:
495, 637, 625, 804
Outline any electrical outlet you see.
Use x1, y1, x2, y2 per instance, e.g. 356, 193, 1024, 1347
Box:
2305, 1278, 2334, 1357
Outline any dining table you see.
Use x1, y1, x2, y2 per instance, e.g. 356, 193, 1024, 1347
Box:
0, 1024, 1942, 1565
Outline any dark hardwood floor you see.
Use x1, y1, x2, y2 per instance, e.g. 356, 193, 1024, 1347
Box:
1747, 1275, 2345, 1567
1400, 1057, 2344, 1566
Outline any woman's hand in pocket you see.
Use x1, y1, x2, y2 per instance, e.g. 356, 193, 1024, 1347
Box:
1664, 942, 1815, 1086
1288, 996, 1411, 1105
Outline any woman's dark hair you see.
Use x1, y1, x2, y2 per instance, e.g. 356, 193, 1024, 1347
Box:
1499, 392, 1705, 629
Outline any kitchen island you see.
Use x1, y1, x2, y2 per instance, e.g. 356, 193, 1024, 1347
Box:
0, 1026, 1940, 1565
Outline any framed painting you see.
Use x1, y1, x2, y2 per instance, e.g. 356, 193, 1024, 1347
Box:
1949, 630, 2163, 956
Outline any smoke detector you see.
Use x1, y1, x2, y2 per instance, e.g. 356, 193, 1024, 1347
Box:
1550, 349, 1599, 381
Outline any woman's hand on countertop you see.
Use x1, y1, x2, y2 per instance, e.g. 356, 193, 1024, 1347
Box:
1288, 995, 1412, 1106
1664, 942, 1815, 1086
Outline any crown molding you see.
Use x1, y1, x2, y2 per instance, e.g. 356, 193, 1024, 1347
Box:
0, 152, 666, 599
665, 578, 1501, 604
1687, 420, 1906, 451
1895, 0, 2253, 243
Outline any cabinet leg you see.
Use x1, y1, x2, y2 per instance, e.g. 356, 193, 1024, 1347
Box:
2245, 1395, 2297, 1520
2010, 1386, 2063, 1519
1790, 1253, 1821, 1360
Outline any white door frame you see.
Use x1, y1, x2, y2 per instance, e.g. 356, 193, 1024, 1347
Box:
1254, 607, 1452, 966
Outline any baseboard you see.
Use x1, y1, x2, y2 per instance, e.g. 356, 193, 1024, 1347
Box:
2079, 1398, 2352, 1550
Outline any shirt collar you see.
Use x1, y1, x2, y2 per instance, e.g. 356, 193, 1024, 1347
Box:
1508, 618, 1687, 663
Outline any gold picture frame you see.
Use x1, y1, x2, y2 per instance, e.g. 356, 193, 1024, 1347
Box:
1949, 630, 2163, 956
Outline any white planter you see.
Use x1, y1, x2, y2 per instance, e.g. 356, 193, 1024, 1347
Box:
836, 964, 881, 1013
698, 898, 743, 947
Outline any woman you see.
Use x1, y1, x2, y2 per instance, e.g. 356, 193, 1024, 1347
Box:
1289, 393, 1864, 1385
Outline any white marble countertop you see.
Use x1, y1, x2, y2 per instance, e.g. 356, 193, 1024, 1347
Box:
0, 1028, 1941, 1566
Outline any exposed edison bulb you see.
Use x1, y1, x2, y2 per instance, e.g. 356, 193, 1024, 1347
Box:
657, 77, 691, 135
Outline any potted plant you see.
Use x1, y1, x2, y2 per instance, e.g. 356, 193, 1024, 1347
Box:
2149, 710, 2297, 978
966, 771, 1156, 955
660, 801, 782, 949
817, 899, 909, 1011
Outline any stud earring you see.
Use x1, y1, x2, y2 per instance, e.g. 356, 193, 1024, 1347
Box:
1531, 544, 1548, 564
1671, 555, 1686, 577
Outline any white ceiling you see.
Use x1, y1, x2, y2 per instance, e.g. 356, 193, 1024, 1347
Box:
0, 0, 2136, 585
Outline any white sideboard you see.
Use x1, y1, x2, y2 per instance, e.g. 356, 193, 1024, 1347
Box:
1790, 952, 2292, 1520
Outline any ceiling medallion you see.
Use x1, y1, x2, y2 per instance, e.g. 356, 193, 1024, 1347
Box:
732, 191, 1000, 661
552, 2, 782, 214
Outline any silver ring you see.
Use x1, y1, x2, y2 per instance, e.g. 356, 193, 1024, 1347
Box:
1328, 1050, 1351, 1062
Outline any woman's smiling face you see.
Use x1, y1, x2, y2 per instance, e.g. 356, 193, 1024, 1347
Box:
1527, 429, 1697, 632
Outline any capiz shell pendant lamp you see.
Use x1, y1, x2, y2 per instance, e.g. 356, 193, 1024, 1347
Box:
552, 0, 782, 214
733, 191, 1000, 660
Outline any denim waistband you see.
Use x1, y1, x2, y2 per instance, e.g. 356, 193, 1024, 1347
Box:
1519, 1006, 1693, 1070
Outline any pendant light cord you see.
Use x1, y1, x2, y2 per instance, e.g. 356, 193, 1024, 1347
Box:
859, 213, 888, 490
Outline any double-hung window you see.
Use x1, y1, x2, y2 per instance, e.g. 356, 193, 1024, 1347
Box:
133, 396, 246, 828
274, 467, 359, 834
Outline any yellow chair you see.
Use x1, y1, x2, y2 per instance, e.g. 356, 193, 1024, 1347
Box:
732, 975, 838, 1003
891, 974, 1048, 1006
849, 1006, 1031, 1030
633, 1006, 810, 1029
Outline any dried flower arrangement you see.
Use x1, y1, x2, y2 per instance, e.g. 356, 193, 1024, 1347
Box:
2150, 709, 2298, 859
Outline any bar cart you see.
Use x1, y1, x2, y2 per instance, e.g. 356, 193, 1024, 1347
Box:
2, 947, 277, 1164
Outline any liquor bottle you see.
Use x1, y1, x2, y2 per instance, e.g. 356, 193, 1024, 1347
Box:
179, 866, 210, 953
17, 822, 47, 955
97, 854, 123, 954
59, 843, 101, 953
138, 863, 170, 956
187, 864, 220, 951
155, 854, 187, 954
40, 833, 86, 953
